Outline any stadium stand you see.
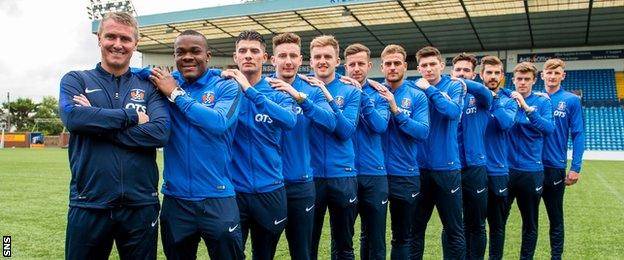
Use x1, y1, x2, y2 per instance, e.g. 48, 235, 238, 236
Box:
376, 70, 624, 151
616, 71, 624, 101
505, 69, 618, 102
584, 106, 624, 151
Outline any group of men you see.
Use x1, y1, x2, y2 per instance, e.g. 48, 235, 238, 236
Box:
60, 12, 584, 260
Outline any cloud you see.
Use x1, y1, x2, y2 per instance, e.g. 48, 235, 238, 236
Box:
0, 0, 22, 17
0, 0, 240, 103
0, 0, 100, 101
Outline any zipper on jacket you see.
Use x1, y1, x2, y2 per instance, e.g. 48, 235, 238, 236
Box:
115, 76, 125, 205
114, 77, 120, 100
249, 103, 256, 193
187, 86, 192, 197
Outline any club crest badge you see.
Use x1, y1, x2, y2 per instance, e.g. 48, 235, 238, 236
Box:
130, 89, 145, 102
202, 92, 215, 105
335, 96, 345, 107
401, 98, 411, 109
557, 101, 566, 111
469, 96, 476, 106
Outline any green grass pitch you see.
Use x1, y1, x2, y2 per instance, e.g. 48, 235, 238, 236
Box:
1, 148, 623, 259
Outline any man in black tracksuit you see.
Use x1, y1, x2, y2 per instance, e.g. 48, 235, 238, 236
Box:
59, 12, 170, 260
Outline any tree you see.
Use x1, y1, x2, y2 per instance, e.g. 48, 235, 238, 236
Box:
2, 97, 36, 132
32, 96, 64, 135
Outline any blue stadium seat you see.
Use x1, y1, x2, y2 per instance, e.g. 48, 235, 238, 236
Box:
580, 106, 624, 151
395, 69, 623, 151
502, 69, 617, 102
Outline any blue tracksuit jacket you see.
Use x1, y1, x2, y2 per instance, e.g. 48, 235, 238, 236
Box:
542, 88, 585, 172
230, 77, 297, 193
280, 75, 336, 183
310, 74, 361, 178
383, 81, 429, 176
484, 90, 518, 175
416, 75, 465, 171
59, 63, 170, 208
508, 93, 555, 172
459, 79, 493, 168
160, 70, 241, 200
354, 80, 390, 176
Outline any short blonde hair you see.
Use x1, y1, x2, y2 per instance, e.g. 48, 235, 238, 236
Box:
98, 12, 139, 40
381, 44, 407, 60
513, 62, 537, 78
344, 43, 370, 59
310, 35, 339, 56
544, 58, 565, 70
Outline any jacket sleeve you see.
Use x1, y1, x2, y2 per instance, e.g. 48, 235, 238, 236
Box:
360, 91, 390, 134
393, 92, 429, 140
569, 96, 585, 173
424, 81, 463, 119
465, 80, 492, 109
244, 87, 297, 130
107, 88, 171, 148
330, 88, 361, 140
59, 71, 138, 135
300, 87, 336, 132
130, 66, 152, 80
175, 80, 241, 134
499, 88, 513, 98
527, 97, 555, 135
492, 97, 518, 131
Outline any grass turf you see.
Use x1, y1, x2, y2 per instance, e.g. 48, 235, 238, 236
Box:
0, 148, 623, 259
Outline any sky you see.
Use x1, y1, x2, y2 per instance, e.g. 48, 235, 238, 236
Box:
0, 0, 242, 103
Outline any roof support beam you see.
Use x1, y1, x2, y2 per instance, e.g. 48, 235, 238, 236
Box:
342, 6, 385, 47
163, 24, 225, 54
142, 32, 227, 56
248, 15, 277, 35
204, 20, 237, 38
397, 0, 433, 46
140, 33, 172, 50
166, 24, 181, 34
459, 0, 484, 50
523, 0, 534, 48
294, 11, 324, 35
585, 0, 594, 44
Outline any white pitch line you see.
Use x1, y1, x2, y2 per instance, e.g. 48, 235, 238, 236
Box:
594, 171, 624, 207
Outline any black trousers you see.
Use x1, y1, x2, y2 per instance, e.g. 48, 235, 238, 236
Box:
542, 167, 566, 260
388, 175, 420, 260
508, 169, 544, 260
411, 169, 465, 260
66, 204, 160, 260
285, 181, 316, 260
357, 175, 389, 260
486, 174, 510, 260
442, 166, 488, 260
237, 187, 288, 260
160, 196, 243, 260
311, 177, 358, 260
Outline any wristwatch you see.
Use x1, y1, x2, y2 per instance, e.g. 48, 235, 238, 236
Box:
168, 87, 186, 102
296, 92, 308, 104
